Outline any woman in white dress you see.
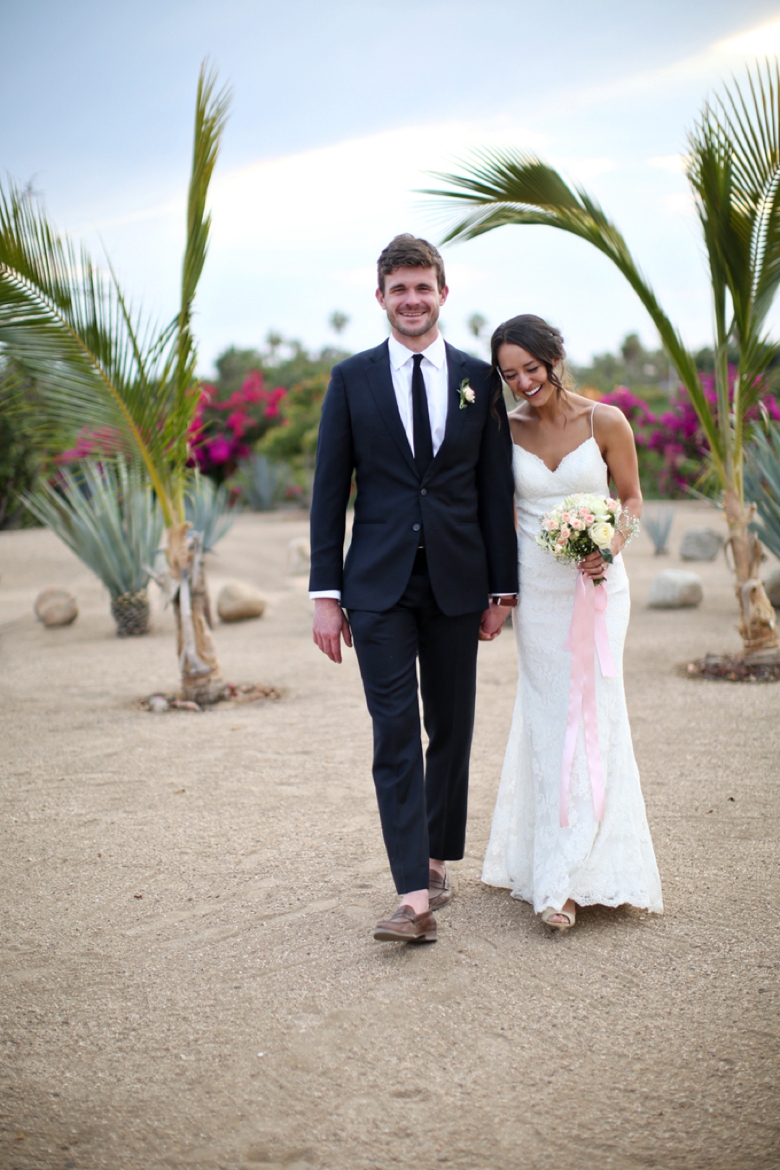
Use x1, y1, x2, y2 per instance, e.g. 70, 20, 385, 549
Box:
482, 315, 663, 930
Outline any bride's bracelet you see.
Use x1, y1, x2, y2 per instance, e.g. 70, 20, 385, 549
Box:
616, 512, 641, 549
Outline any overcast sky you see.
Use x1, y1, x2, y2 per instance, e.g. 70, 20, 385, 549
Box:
3, 0, 780, 372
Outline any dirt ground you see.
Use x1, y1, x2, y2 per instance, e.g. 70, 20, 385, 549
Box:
1, 503, 778, 1170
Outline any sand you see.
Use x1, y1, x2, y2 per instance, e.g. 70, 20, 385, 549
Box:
1, 503, 778, 1170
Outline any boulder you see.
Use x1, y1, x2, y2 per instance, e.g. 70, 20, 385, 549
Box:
34, 587, 78, 627
647, 570, 703, 609
217, 582, 266, 623
679, 527, 724, 562
764, 565, 780, 608
287, 537, 311, 576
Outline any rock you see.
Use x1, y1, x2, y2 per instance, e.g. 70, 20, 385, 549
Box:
647, 570, 704, 609
34, 587, 78, 627
764, 565, 780, 608
148, 695, 170, 713
217, 582, 267, 622
287, 537, 311, 575
679, 527, 724, 561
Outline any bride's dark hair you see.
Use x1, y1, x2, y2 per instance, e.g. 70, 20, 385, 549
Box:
490, 314, 567, 413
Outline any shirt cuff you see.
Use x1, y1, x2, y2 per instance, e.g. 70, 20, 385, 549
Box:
310, 590, 342, 602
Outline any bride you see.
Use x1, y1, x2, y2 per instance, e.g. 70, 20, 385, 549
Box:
482, 315, 663, 930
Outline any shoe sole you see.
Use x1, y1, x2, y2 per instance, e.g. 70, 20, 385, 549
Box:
373, 928, 437, 943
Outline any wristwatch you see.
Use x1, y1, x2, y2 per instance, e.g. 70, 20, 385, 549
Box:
490, 596, 518, 608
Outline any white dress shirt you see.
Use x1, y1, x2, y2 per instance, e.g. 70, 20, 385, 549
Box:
310, 333, 448, 601
387, 332, 449, 458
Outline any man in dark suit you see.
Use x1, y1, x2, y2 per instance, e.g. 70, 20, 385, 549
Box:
310, 234, 517, 943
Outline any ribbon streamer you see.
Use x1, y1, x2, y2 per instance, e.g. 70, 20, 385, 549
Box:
559, 573, 616, 827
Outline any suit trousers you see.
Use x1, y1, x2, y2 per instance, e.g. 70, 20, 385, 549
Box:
348, 550, 483, 895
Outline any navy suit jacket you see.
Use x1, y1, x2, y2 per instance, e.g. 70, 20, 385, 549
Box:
309, 339, 518, 616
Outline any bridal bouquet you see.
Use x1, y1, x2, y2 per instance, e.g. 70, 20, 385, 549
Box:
536, 493, 638, 570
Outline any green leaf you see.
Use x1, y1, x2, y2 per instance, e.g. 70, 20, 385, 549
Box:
22, 459, 164, 598
423, 149, 723, 479
0, 61, 230, 531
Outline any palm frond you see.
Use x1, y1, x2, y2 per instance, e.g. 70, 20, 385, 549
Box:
170, 64, 231, 516
715, 60, 780, 333
0, 184, 180, 516
424, 149, 723, 475
22, 460, 164, 597
0, 62, 230, 530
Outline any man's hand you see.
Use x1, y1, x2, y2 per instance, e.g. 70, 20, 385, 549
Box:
313, 598, 353, 663
479, 602, 511, 642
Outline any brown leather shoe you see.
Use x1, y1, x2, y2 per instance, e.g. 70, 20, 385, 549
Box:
429, 866, 452, 910
373, 904, 437, 943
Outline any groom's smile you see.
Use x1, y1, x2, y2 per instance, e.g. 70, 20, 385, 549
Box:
376, 264, 449, 346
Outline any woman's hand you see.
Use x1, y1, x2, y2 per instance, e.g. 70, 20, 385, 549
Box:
579, 549, 608, 580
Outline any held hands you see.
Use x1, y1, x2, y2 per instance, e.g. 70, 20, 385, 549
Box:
312, 598, 353, 663
479, 603, 511, 642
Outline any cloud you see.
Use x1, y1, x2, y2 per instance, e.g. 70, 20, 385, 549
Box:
714, 17, 780, 56
648, 155, 686, 173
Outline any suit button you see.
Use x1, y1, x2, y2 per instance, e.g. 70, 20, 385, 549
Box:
420, 488, 427, 496
412, 523, 421, 532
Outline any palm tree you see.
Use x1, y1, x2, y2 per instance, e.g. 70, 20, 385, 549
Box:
425, 60, 780, 662
0, 64, 232, 697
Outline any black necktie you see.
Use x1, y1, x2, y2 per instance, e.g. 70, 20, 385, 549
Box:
411, 353, 433, 478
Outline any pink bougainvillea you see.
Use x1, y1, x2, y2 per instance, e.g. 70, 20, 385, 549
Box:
188, 371, 286, 481
56, 425, 125, 465
600, 371, 780, 497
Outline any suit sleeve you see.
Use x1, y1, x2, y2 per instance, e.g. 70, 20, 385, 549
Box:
476, 383, 519, 595
308, 366, 355, 594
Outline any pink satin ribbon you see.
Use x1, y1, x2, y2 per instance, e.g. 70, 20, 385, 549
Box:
559, 572, 616, 828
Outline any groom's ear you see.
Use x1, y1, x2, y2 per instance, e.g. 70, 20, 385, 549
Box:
439, 284, 449, 306
375, 285, 387, 310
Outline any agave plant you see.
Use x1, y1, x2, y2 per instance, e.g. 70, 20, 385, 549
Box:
0, 65, 231, 697
184, 474, 238, 552
23, 460, 163, 635
643, 507, 674, 556
426, 60, 780, 661
745, 421, 780, 561
233, 453, 289, 511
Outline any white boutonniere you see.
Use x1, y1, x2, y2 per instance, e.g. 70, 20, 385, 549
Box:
458, 379, 476, 409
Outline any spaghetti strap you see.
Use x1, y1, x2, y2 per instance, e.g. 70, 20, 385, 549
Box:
590, 403, 597, 437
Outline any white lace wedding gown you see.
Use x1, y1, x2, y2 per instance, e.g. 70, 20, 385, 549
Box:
482, 429, 663, 914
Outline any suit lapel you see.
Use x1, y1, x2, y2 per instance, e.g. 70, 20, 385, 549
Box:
365, 341, 418, 476
422, 344, 468, 484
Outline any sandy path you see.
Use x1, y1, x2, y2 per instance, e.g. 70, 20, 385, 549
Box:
1, 505, 778, 1170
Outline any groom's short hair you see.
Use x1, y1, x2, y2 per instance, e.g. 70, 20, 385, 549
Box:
377, 234, 446, 292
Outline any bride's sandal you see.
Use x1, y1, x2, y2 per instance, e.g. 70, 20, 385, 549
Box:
541, 903, 576, 932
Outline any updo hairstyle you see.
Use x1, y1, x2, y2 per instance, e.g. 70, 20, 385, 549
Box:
490, 314, 567, 410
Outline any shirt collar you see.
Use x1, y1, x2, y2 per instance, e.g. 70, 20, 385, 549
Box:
388, 331, 446, 371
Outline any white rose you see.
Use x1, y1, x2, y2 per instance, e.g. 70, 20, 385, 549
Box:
463, 387, 476, 403
591, 498, 610, 518
589, 520, 615, 548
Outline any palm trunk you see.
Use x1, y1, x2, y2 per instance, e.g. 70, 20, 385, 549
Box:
168, 521, 224, 702
724, 490, 780, 662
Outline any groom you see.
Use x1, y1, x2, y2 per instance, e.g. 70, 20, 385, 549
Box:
309, 234, 517, 943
